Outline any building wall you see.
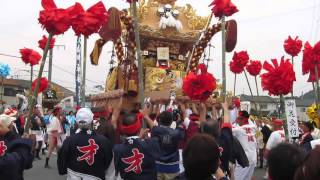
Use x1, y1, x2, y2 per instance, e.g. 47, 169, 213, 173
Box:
297, 107, 308, 122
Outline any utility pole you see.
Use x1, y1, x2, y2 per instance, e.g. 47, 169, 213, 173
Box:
48, 45, 66, 84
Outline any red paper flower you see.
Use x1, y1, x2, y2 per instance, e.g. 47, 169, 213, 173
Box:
209, 0, 239, 18
307, 65, 320, 82
229, 51, 249, 74
261, 57, 296, 96
284, 36, 303, 57
32, 77, 49, 94
302, 41, 314, 75
38, 35, 56, 50
246, 60, 262, 76
19, 48, 42, 66
38, 0, 73, 35
70, 2, 108, 37
183, 64, 217, 101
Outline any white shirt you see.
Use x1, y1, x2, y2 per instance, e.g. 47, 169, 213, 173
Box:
232, 124, 257, 165
266, 130, 285, 150
47, 116, 63, 135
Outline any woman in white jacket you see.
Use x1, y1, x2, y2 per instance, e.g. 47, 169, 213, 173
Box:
45, 106, 63, 168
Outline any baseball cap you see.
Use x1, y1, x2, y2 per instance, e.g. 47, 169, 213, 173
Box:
76, 108, 94, 125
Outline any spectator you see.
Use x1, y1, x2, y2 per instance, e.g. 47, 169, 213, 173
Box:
175, 134, 228, 180
299, 121, 314, 152
0, 114, 33, 180
268, 143, 305, 180
30, 107, 45, 160
294, 146, 320, 180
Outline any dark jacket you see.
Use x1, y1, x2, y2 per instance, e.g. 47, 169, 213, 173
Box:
218, 126, 233, 173
151, 125, 185, 173
0, 131, 33, 180
174, 172, 229, 180
114, 137, 160, 180
57, 130, 113, 180
301, 133, 314, 152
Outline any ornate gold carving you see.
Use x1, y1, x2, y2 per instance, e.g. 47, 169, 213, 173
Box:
179, 4, 209, 30
137, 0, 149, 21
140, 25, 200, 43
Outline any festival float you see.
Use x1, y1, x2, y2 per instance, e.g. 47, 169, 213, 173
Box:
90, 0, 238, 110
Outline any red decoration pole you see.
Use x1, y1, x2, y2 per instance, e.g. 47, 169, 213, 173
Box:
244, 70, 257, 112
254, 76, 261, 115
25, 33, 53, 133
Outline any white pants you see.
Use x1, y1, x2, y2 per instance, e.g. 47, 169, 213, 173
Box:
178, 149, 184, 173
234, 164, 255, 180
67, 169, 101, 180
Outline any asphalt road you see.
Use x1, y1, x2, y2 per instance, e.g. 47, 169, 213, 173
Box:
24, 154, 266, 180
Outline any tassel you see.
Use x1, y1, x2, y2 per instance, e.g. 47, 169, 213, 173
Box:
90, 39, 106, 65
167, 15, 176, 27
159, 16, 168, 29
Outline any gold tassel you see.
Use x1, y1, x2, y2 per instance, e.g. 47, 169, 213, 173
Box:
90, 39, 106, 65
106, 67, 118, 92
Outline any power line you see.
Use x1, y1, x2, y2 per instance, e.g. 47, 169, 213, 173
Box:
0, 52, 105, 85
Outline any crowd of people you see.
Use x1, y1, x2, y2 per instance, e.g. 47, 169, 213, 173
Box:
1, 97, 320, 180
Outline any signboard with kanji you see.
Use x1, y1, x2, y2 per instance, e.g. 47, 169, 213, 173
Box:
284, 99, 299, 138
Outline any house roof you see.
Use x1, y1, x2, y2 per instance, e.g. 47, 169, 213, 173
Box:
2, 78, 74, 97
240, 93, 315, 107
239, 94, 278, 103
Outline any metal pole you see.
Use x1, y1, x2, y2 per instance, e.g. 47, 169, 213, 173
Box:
132, 1, 144, 108
291, 56, 294, 97
48, 48, 53, 84
1, 77, 3, 105
221, 16, 226, 99
26, 33, 53, 133
233, 74, 236, 96
81, 36, 88, 107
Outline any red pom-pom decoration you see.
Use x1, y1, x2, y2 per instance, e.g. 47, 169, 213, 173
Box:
19, 48, 42, 66
70, 2, 108, 37
284, 36, 302, 57
38, 0, 73, 35
246, 60, 262, 76
32, 77, 49, 94
183, 64, 217, 101
229, 51, 249, 74
209, 0, 239, 19
261, 57, 296, 96
38, 35, 56, 50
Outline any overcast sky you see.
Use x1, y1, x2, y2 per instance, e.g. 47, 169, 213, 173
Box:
0, 0, 319, 97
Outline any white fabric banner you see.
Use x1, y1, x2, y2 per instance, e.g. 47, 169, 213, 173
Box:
284, 99, 299, 138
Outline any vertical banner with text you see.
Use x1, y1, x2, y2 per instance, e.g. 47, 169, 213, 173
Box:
284, 99, 299, 138
75, 36, 82, 106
